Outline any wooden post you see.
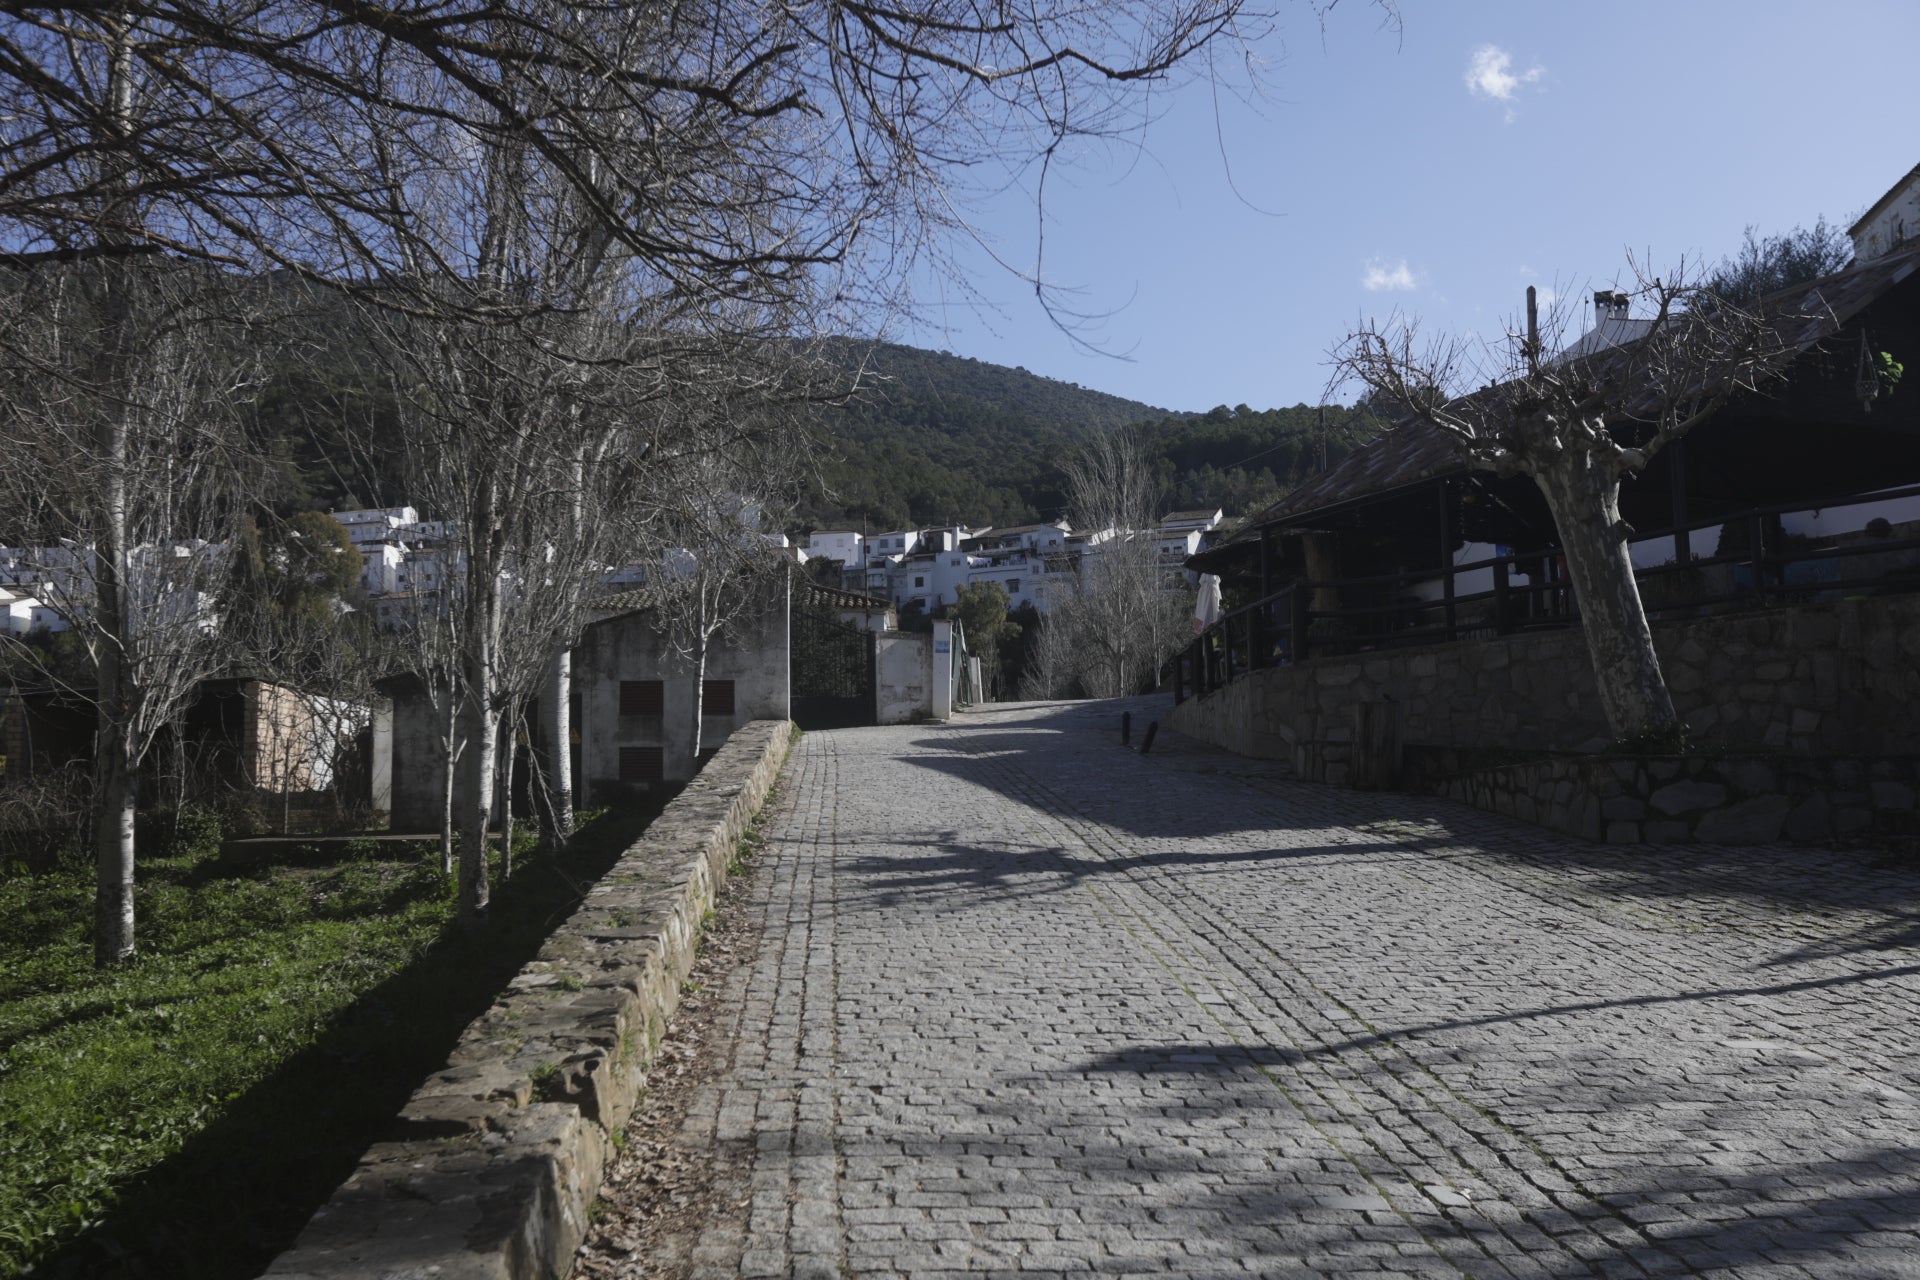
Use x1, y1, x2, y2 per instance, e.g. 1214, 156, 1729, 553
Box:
1750, 512, 1768, 594
1493, 557, 1512, 635
1258, 525, 1273, 600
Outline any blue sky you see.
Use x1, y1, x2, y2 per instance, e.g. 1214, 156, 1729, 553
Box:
895, 1, 1920, 413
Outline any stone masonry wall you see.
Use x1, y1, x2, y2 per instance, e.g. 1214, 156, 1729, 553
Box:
1405, 746, 1920, 848
261, 718, 792, 1280
1169, 594, 1920, 783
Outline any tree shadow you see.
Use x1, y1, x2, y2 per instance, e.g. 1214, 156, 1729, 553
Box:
1050, 1039, 1920, 1276
899, 701, 1920, 943
22, 796, 674, 1280
825, 827, 1436, 921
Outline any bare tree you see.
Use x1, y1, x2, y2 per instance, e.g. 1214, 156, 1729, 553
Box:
0, 263, 260, 964
648, 431, 803, 760
1330, 266, 1819, 745
1049, 427, 1193, 697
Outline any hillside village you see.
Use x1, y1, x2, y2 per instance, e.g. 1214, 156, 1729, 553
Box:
6, 5, 1920, 1272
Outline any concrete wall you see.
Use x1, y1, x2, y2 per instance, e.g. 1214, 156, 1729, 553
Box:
1170, 594, 1920, 783
386, 581, 791, 826
262, 720, 793, 1280
387, 682, 459, 833
875, 630, 932, 724
574, 583, 790, 802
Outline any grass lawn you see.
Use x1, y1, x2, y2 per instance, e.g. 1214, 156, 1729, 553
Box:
0, 801, 671, 1280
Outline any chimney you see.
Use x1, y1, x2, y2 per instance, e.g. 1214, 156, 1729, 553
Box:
1593, 290, 1629, 325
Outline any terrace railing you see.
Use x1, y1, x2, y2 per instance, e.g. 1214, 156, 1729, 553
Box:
1173, 482, 1920, 705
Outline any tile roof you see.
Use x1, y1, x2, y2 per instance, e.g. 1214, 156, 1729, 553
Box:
803, 582, 893, 612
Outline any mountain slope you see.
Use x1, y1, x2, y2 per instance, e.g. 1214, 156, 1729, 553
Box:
803, 341, 1387, 531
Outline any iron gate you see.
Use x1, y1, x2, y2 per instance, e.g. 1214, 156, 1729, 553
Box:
790, 607, 877, 729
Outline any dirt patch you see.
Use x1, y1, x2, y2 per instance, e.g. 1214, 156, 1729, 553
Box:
572, 842, 767, 1278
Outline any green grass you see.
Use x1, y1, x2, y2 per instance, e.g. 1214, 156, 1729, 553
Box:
0, 798, 674, 1280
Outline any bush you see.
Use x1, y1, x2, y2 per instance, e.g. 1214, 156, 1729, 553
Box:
0, 769, 91, 877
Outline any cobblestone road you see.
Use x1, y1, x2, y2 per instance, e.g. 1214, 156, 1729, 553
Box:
614, 699, 1920, 1280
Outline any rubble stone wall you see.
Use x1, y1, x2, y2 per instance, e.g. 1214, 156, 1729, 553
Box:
1169, 594, 1920, 785
261, 718, 793, 1280
1403, 744, 1920, 847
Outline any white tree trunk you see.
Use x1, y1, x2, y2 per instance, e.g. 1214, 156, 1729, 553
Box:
439, 688, 458, 875
458, 485, 503, 926
690, 623, 708, 764
1532, 446, 1680, 743
457, 680, 496, 927
93, 731, 137, 967
495, 707, 515, 883
541, 648, 574, 849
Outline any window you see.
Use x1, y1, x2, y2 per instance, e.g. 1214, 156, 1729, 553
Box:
702, 680, 736, 716
914, 576, 925, 588
619, 679, 663, 716
618, 746, 663, 783
1007, 579, 1020, 594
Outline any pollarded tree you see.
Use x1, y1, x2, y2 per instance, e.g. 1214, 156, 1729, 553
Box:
1330, 267, 1822, 746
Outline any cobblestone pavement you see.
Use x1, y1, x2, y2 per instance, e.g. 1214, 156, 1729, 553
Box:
613, 699, 1920, 1280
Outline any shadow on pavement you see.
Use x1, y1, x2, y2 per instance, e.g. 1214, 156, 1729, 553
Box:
898, 701, 1920, 949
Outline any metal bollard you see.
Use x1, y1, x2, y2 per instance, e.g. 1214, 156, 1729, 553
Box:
1121, 710, 1132, 746
1139, 721, 1159, 755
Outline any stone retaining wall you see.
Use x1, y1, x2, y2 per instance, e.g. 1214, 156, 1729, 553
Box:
1170, 594, 1920, 781
261, 718, 793, 1280
1405, 745, 1920, 846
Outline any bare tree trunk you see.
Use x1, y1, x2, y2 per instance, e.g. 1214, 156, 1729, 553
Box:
1533, 449, 1678, 742
690, 632, 707, 764
496, 707, 515, 884
280, 698, 294, 833
540, 648, 574, 850
438, 687, 457, 874
93, 728, 137, 967
457, 479, 504, 927
89, 24, 140, 967
457, 680, 496, 928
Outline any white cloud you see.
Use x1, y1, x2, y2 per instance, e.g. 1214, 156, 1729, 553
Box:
1465, 45, 1543, 118
1362, 258, 1417, 292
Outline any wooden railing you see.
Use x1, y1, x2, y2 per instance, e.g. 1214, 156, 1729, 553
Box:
1173, 482, 1920, 705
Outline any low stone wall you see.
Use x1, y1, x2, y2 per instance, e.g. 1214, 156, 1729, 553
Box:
1406, 745, 1920, 847
261, 718, 793, 1280
1169, 594, 1920, 780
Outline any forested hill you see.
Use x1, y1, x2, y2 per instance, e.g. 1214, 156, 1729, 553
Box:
243, 313, 1388, 530
800, 341, 1178, 531
803, 340, 1389, 531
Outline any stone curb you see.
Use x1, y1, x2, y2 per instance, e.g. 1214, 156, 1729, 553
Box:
260, 719, 794, 1280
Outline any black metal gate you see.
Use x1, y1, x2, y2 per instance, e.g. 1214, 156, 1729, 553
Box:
790, 607, 877, 729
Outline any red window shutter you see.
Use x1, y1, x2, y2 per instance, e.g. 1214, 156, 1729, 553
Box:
702, 680, 736, 716
618, 746, 663, 783
620, 680, 663, 717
